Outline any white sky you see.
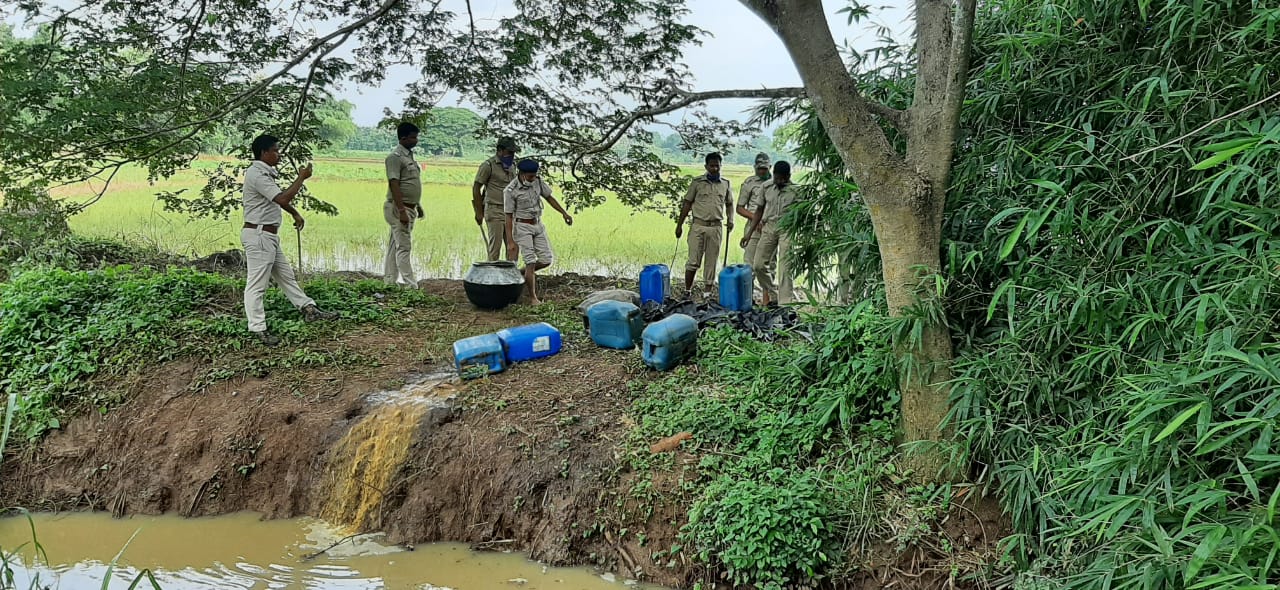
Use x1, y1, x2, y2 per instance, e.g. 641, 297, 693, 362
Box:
5, 0, 915, 127
337, 0, 915, 126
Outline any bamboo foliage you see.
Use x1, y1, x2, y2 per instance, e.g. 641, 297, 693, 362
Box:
773, 0, 1280, 586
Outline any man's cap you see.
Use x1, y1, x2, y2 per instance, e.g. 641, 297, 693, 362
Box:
517, 159, 539, 173
754, 153, 771, 168
497, 137, 520, 152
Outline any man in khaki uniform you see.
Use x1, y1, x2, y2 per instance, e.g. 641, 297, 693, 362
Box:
241, 134, 336, 347
504, 159, 574, 305
737, 152, 774, 271
743, 161, 799, 306
473, 137, 519, 261
384, 122, 422, 287
675, 152, 733, 295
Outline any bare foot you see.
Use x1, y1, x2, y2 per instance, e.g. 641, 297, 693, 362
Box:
529, 297, 543, 305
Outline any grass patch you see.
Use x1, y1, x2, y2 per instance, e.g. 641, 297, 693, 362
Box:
0, 241, 446, 442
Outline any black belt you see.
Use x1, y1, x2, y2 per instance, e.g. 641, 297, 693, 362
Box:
693, 218, 721, 227
516, 218, 538, 224
244, 223, 278, 234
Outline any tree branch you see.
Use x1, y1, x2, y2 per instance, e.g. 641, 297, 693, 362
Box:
25, 0, 407, 167
866, 101, 908, 129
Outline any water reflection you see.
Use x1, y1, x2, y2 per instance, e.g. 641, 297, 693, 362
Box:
0, 512, 661, 590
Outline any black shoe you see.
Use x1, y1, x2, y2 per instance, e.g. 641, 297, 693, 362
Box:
254, 331, 280, 347
302, 304, 337, 322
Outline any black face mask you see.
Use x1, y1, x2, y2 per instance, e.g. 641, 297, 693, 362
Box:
706, 173, 721, 182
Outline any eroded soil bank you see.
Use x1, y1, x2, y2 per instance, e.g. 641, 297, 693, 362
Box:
0, 274, 701, 587
0, 271, 1006, 589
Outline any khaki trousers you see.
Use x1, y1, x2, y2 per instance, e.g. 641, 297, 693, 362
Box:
686, 222, 723, 287
241, 228, 315, 333
383, 201, 417, 286
513, 220, 554, 266
753, 223, 795, 304
742, 232, 775, 296
484, 204, 514, 262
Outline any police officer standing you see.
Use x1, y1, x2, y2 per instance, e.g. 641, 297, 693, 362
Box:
737, 152, 773, 271
743, 161, 799, 306
241, 134, 336, 347
473, 137, 519, 261
384, 122, 423, 287
674, 152, 733, 297
503, 159, 573, 305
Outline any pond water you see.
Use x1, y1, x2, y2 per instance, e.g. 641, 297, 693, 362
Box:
0, 512, 664, 590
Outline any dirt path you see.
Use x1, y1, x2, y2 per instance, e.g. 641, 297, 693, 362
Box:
0, 273, 697, 587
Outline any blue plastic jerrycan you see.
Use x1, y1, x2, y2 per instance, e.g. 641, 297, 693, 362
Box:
587, 300, 644, 350
639, 264, 671, 305
497, 322, 563, 363
641, 313, 699, 371
718, 264, 753, 311
453, 333, 505, 379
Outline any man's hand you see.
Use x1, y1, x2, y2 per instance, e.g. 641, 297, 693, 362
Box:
298, 164, 313, 181
506, 241, 519, 260
398, 207, 410, 225
740, 235, 750, 248
675, 224, 683, 239
416, 204, 425, 219
563, 212, 573, 226
475, 212, 484, 225
726, 221, 734, 233
292, 213, 306, 230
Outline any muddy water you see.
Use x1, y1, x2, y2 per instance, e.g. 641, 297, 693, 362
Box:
0, 512, 663, 589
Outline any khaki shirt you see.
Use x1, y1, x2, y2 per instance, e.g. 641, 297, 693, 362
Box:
242, 161, 283, 226
504, 177, 552, 220
475, 156, 516, 210
737, 175, 769, 210
683, 175, 732, 222
760, 181, 800, 226
385, 144, 421, 205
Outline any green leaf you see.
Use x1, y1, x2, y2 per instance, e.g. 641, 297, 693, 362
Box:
1155, 402, 1205, 443
999, 214, 1029, 261
1190, 143, 1254, 170
1028, 179, 1066, 195
1185, 526, 1227, 583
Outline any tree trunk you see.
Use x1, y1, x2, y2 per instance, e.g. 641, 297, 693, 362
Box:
743, 0, 973, 483
865, 185, 956, 481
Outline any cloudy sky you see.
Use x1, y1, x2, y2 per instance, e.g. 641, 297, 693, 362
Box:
338, 0, 915, 126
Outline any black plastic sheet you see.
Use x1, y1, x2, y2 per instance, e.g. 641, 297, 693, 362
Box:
639, 298, 807, 342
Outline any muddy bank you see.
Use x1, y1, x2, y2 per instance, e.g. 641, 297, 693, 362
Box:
0, 273, 698, 587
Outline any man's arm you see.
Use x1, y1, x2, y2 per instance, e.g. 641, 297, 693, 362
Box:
472, 161, 489, 225
744, 200, 767, 243
472, 183, 486, 225
273, 165, 313, 228
388, 179, 409, 224
675, 182, 696, 238
386, 155, 409, 225
503, 185, 519, 258
542, 187, 574, 226
271, 165, 312, 206
723, 182, 734, 231
736, 182, 757, 223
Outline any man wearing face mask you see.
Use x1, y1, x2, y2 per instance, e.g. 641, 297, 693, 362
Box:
473, 137, 520, 261
674, 152, 734, 297
737, 152, 773, 273
743, 161, 799, 306
504, 159, 574, 305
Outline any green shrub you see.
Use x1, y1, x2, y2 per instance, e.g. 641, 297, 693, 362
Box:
685, 469, 837, 589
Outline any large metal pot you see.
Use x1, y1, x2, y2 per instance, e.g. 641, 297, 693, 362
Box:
464, 261, 525, 309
